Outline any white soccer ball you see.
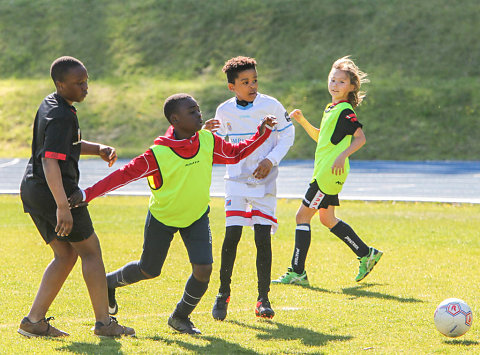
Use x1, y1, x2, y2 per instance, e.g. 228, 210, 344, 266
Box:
434, 298, 473, 337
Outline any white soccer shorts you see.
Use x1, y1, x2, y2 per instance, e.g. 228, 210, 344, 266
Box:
224, 194, 278, 234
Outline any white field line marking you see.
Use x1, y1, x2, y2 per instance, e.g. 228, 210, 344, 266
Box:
2, 189, 480, 204
0, 158, 20, 168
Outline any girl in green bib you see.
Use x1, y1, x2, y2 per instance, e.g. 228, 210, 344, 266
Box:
273, 56, 383, 286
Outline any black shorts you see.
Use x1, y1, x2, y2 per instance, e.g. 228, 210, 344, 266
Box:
302, 180, 340, 210
139, 207, 213, 276
29, 206, 95, 244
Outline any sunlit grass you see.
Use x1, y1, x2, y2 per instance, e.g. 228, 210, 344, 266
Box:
1, 195, 480, 354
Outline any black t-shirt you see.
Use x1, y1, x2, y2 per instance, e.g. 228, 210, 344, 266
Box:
20, 93, 82, 215
330, 108, 363, 145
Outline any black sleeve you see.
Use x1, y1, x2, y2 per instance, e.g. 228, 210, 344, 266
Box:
330, 109, 363, 145
42, 109, 74, 160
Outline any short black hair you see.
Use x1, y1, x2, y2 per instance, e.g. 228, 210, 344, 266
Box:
50, 56, 85, 83
222, 56, 257, 84
163, 93, 194, 123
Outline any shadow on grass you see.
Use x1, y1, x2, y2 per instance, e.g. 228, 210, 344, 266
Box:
230, 320, 352, 348
149, 320, 352, 353
275, 282, 423, 303
444, 339, 479, 346
150, 334, 258, 354
272, 283, 337, 294
341, 283, 423, 303
56, 337, 123, 354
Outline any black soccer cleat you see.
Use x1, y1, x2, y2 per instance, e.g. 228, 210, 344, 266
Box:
212, 293, 230, 321
108, 287, 118, 315
255, 298, 275, 319
168, 315, 201, 335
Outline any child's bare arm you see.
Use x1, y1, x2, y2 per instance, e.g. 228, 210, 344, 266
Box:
42, 158, 73, 236
81, 140, 117, 167
290, 109, 319, 142
331, 127, 366, 175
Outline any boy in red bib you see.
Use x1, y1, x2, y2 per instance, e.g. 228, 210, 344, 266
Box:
70, 93, 276, 334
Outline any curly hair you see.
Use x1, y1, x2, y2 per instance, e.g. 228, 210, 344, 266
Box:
222, 56, 257, 84
50, 56, 85, 83
331, 56, 369, 108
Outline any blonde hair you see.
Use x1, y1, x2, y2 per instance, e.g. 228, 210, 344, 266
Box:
331, 56, 369, 108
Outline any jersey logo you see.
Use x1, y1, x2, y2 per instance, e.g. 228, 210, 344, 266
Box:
185, 160, 200, 167
346, 113, 357, 122
325, 104, 335, 113
227, 122, 232, 131
285, 111, 291, 122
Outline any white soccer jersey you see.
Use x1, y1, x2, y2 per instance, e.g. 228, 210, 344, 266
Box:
215, 93, 295, 197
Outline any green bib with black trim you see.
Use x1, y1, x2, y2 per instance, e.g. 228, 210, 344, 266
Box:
147, 130, 214, 227
312, 102, 354, 195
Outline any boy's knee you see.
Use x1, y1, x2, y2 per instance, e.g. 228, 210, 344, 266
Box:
193, 264, 212, 282
55, 249, 78, 267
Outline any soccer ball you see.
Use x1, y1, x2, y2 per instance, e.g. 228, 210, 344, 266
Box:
434, 298, 473, 337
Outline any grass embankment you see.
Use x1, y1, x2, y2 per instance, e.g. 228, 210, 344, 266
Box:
1, 0, 479, 159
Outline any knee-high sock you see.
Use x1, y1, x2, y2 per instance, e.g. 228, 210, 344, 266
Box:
218, 226, 242, 295
107, 261, 147, 289
254, 224, 272, 300
330, 220, 369, 257
173, 274, 209, 318
291, 224, 311, 274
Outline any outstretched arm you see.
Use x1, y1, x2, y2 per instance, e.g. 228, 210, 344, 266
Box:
290, 109, 319, 142
81, 140, 117, 167
69, 150, 158, 205
213, 116, 277, 164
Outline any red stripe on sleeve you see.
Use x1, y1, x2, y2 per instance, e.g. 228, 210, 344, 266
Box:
44, 151, 67, 160
212, 126, 272, 164
84, 150, 159, 202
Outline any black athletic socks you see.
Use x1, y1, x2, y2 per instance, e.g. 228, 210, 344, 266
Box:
107, 261, 147, 289
330, 220, 369, 257
291, 223, 311, 274
173, 274, 209, 318
254, 224, 272, 299
218, 225, 243, 295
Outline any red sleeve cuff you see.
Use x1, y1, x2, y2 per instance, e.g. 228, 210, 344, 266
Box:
44, 151, 67, 160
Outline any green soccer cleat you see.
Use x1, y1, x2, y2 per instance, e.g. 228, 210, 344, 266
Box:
355, 247, 383, 282
272, 267, 309, 286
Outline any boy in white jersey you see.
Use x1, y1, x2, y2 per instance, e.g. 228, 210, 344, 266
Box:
205, 56, 294, 320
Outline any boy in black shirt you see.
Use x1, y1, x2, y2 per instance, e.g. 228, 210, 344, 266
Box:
18, 56, 134, 338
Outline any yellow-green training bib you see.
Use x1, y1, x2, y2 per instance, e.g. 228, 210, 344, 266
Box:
147, 130, 214, 227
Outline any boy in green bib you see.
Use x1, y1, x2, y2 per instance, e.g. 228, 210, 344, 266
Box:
69, 93, 276, 334
273, 56, 382, 286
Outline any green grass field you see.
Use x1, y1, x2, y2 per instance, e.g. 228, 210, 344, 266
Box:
2, 195, 480, 354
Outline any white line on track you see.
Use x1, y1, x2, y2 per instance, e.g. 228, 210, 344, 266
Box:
0, 158, 20, 168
